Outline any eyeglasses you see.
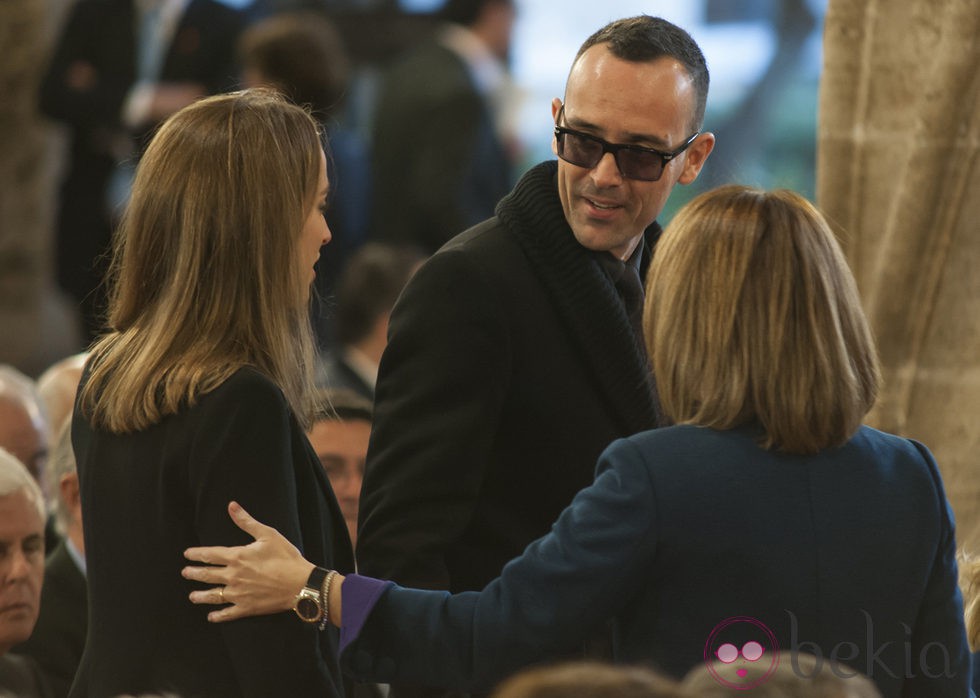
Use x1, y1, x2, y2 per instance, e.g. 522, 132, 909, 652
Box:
553, 105, 699, 182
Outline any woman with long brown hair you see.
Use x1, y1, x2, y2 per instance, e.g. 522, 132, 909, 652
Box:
70, 89, 351, 698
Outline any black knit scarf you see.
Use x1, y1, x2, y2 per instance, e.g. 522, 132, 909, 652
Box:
495, 160, 662, 433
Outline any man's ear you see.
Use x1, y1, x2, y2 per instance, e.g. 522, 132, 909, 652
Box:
677, 132, 715, 185
550, 98, 563, 157
60, 472, 81, 519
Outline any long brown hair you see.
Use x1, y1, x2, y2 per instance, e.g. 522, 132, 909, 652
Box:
644, 185, 880, 453
81, 89, 322, 433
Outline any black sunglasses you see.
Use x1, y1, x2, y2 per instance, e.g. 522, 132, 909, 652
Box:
554, 105, 699, 182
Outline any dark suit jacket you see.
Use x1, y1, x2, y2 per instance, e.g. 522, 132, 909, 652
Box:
370, 38, 512, 253
0, 654, 53, 698
345, 425, 971, 698
13, 542, 87, 698
39, 0, 243, 334
357, 161, 660, 594
70, 367, 353, 698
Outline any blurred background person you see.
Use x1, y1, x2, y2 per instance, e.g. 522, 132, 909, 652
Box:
0, 447, 50, 698
369, 0, 521, 253
681, 652, 882, 697
239, 10, 372, 349
307, 388, 372, 549
316, 242, 424, 400
0, 366, 48, 486
14, 418, 86, 698
309, 387, 380, 698
39, 0, 245, 342
36, 353, 87, 440
490, 661, 684, 698
0, 364, 62, 554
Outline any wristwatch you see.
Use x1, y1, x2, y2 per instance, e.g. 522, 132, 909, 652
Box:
293, 567, 328, 624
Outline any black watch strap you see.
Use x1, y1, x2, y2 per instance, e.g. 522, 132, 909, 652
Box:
307, 566, 328, 591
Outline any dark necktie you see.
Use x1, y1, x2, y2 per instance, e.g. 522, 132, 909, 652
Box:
599, 255, 646, 353
616, 262, 645, 351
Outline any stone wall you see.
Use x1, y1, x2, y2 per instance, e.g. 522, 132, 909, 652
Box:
818, 0, 980, 548
0, 0, 81, 376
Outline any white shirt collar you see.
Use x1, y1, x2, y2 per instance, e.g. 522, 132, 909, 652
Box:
341, 346, 379, 390
438, 23, 508, 98
66, 536, 86, 577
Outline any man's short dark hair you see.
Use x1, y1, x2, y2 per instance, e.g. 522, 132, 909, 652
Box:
238, 12, 350, 120
334, 243, 424, 346
574, 15, 709, 130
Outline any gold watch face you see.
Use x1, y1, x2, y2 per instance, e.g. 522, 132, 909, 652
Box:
295, 592, 322, 623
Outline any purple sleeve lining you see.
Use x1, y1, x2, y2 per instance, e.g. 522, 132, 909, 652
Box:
339, 573, 393, 652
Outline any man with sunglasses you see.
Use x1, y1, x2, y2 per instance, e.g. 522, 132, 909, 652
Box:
357, 17, 714, 693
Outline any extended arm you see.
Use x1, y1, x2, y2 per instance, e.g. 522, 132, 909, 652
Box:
186, 438, 660, 692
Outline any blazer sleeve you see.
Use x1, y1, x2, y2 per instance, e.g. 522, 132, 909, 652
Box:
344, 438, 657, 692
188, 371, 340, 698
356, 248, 513, 589
902, 439, 973, 697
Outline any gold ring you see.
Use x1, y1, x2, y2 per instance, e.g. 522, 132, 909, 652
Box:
219, 586, 225, 603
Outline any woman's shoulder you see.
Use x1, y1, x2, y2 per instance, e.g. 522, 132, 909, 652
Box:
850, 423, 928, 452
846, 424, 941, 479
194, 366, 290, 416
620, 424, 755, 454
598, 425, 748, 481
623, 424, 934, 461
211, 365, 280, 393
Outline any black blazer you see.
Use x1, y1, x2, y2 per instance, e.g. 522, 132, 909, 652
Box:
0, 654, 53, 698
13, 542, 87, 698
357, 161, 660, 593
70, 367, 353, 698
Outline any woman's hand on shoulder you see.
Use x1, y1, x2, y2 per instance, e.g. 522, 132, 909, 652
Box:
182, 501, 314, 622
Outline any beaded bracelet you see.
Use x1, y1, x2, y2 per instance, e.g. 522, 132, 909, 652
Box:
319, 569, 339, 631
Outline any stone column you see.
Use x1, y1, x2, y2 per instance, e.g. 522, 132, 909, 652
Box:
0, 0, 82, 376
818, 0, 980, 547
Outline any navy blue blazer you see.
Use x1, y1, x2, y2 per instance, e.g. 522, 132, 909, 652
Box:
342, 425, 971, 698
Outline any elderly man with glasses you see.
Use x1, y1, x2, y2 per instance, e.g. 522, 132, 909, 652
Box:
0, 448, 50, 698
356, 12, 714, 631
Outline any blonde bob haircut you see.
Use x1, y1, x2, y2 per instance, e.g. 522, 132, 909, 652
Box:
644, 185, 880, 454
81, 88, 323, 433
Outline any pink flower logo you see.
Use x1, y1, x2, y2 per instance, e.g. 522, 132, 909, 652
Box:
704, 616, 780, 689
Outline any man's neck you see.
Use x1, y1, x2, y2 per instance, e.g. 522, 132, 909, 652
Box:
608, 234, 644, 263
